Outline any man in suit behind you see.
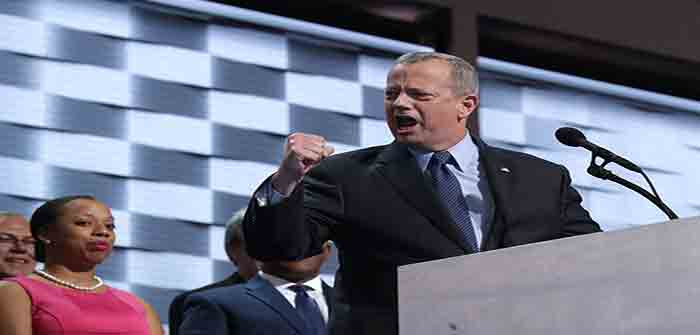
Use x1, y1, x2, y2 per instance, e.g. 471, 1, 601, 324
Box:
180, 240, 334, 335
243, 51, 602, 334
169, 208, 258, 335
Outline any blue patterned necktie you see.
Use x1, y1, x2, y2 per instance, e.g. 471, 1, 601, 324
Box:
427, 151, 478, 252
289, 285, 327, 335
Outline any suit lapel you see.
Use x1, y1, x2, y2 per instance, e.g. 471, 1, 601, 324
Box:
246, 276, 307, 334
375, 142, 472, 252
473, 137, 515, 251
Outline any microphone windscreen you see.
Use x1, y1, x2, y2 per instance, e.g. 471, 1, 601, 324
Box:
555, 127, 586, 147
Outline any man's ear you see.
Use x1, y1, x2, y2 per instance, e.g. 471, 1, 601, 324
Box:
458, 94, 479, 121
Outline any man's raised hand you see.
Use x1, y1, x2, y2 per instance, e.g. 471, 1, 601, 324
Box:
271, 133, 334, 195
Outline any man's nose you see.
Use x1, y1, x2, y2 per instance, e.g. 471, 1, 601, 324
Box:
10, 240, 32, 253
392, 91, 411, 109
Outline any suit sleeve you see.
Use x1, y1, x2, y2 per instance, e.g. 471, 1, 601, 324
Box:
243, 166, 343, 261
167, 293, 186, 335
558, 165, 602, 236
179, 293, 230, 335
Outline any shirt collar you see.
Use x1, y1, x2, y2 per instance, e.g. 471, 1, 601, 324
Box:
408, 133, 479, 172
259, 271, 324, 293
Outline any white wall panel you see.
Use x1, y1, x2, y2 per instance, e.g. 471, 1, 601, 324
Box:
40, 131, 130, 176
41, 60, 131, 106
127, 42, 212, 87
208, 91, 289, 134
0, 14, 47, 56
359, 118, 392, 148
128, 110, 212, 155
127, 249, 213, 290
208, 24, 288, 70
111, 209, 133, 247
128, 180, 213, 223
0, 157, 48, 199
208, 225, 227, 261
209, 158, 277, 195
40, 0, 131, 38
358, 55, 393, 88
0, 85, 46, 126
522, 87, 592, 126
479, 107, 526, 145
286, 72, 362, 115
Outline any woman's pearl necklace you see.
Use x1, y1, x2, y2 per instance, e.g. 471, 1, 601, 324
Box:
35, 269, 104, 291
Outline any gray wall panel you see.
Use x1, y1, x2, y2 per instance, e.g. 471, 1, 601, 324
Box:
0, 194, 39, 218
131, 6, 207, 51
212, 259, 236, 282
213, 191, 249, 225
46, 95, 127, 139
0, 123, 40, 160
288, 38, 358, 81
290, 104, 360, 146
212, 58, 285, 99
132, 77, 208, 118
97, 247, 128, 282
129, 213, 210, 256
524, 116, 564, 149
480, 76, 524, 112
0, 51, 39, 88
362, 86, 385, 120
47, 26, 125, 69
0, 0, 39, 18
130, 283, 182, 322
212, 125, 284, 164
131, 144, 209, 187
47, 168, 127, 210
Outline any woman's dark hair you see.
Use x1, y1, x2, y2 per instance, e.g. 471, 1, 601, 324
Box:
30, 195, 96, 262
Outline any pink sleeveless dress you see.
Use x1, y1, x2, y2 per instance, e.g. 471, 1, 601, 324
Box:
7, 276, 151, 335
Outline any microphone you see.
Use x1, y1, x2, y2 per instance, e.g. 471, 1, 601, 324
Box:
555, 127, 642, 173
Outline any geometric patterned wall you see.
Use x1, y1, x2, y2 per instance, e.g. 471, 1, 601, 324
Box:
479, 57, 700, 231
0, 0, 424, 323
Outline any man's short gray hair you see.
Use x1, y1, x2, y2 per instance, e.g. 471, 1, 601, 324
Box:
224, 207, 247, 248
395, 51, 479, 96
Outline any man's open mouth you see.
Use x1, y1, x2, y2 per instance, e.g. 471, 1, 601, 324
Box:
395, 115, 418, 128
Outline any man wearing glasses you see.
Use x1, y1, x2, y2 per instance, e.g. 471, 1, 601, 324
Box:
0, 212, 36, 279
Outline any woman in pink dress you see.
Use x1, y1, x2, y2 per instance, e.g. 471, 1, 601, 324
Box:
0, 195, 163, 335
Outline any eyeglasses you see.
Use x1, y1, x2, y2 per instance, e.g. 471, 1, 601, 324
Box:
0, 233, 37, 249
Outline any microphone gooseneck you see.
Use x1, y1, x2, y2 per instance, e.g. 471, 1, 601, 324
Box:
554, 127, 678, 220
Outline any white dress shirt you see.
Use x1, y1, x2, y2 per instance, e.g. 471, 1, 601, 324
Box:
259, 271, 329, 323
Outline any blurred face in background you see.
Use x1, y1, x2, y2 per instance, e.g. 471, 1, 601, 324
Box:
41, 199, 115, 267
0, 215, 36, 278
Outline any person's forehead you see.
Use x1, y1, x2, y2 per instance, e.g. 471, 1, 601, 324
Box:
0, 216, 31, 235
388, 60, 452, 84
63, 199, 112, 218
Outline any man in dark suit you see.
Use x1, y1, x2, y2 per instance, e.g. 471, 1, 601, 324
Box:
243, 51, 601, 335
180, 240, 334, 335
168, 208, 258, 335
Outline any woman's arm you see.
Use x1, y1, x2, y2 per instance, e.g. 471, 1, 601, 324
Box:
141, 299, 164, 335
0, 281, 32, 335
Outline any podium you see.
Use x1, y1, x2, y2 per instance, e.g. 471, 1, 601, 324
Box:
398, 217, 700, 335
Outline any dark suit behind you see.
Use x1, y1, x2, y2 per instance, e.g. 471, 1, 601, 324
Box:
169, 272, 245, 335
244, 138, 601, 335
180, 275, 335, 335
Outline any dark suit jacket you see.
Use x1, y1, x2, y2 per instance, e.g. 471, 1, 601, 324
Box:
180, 274, 335, 335
169, 272, 245, 335
243, 138, 601, 335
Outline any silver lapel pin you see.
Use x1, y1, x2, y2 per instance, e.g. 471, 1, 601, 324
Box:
500, 167, 511, 173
